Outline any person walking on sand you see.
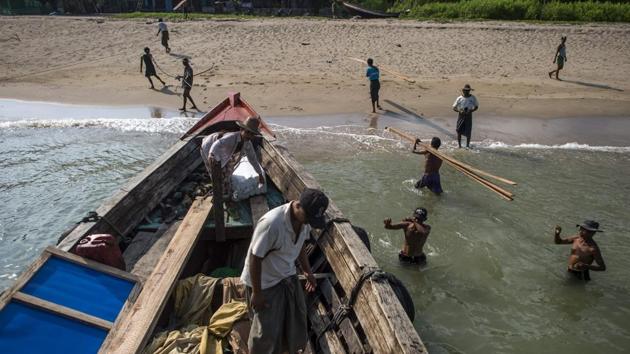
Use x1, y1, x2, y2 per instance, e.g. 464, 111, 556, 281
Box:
366, 58, 382, 113
452, 84, 478, 148
177, 58, 198, 111
241, 188, 329, 353
384, 208, 431, 265
156, 18, 171, 53
413, 137, 443, 195
140, 47, 165, 89
553, 220, 606, 282
549, 36, 567, 80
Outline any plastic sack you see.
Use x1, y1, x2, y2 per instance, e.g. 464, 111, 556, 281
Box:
230, 155, 266, 201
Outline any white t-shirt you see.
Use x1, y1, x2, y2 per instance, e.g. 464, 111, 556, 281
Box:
240, 202, 311, 290
452, 95, 479, 112
158, 22, 168, 32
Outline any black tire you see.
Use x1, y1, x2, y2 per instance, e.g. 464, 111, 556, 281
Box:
352, 225, 371, 252
387, 274, 415, 322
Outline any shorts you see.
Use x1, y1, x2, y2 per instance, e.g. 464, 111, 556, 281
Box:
399, 251, 426, 265
415, 173, 443, 194
370, 80, 380, 102
557, 56, 565, 70
568, 268, 590, 282
144, 67, 156, 77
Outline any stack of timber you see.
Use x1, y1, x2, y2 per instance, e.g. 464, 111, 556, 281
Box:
0, 92, 426, 354
386, 126, 517, 200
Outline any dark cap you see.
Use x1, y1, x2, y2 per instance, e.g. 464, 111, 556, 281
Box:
299, 188, 329, 229
576, 220, 603, 232
413, 207, 428, 221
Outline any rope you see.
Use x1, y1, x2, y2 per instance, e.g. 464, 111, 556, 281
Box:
77, 211, 125, 239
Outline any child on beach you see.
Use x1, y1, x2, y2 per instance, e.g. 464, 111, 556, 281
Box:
366, 58, 382, 113
549, 36, 567, 80
384, 208, 431, 265
413, 137, 443, 195
140, 47, 165, 89
157, 18, 171, 53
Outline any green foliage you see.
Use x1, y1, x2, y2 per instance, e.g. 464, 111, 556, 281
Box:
391, 0, 630, 22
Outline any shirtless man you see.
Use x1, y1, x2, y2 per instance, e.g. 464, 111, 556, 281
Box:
554, 220, 606, 281
413, 137, 443, 195
384, 208, 431, 265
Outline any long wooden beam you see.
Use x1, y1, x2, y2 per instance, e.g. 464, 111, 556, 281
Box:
98, 196, 214, 354
347, 57, 417, 83
261, 140, 426, 354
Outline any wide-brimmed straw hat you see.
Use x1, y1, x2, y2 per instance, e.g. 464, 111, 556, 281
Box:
462, 84, 474, 91
236, 116, 262, 136
576, 220, 604, 232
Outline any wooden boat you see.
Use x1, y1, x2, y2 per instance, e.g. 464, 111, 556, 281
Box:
0, 92, 425, 353
341, 1, 400, 19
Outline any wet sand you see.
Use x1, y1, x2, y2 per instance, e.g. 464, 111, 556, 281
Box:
1, 16, 630, 119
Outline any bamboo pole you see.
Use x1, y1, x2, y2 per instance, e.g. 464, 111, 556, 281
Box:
385, 127, 514, 200
346, 57, 416, 83
386, 127, 517, 185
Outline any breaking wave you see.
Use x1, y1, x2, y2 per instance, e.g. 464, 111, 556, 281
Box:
481, 140, 630, 153
0, 118, 198, 134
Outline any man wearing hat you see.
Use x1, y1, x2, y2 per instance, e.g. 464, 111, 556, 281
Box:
452, 84, 479, 148
384, 207, 431, 265
200, 116, 265, 199
553, 220, 606, 281
241, 188, 329, 353
177, 58, 198, 111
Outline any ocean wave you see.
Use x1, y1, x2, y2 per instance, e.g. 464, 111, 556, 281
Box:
0, 118, 198, 133
482, 140, 630, 153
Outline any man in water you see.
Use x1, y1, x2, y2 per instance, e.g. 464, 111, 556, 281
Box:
366, 58, 382, 113
156, 18, 171, 53
413, 137, 443, 195
177, 58, 198, 111
553, 220, 606, 282
200, 116, 265, 198
241, 188, 328, 353
140, 47, 165, 89
549, 36, 567, 80
384, 207, 431, 265
452, 84, 478, 148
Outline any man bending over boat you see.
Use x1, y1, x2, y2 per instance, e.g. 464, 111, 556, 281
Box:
384, 207, 430, 265
413, 137, 443, 195
554, 220, 606, 282
241, 188, 329, 353
200, 116, 265, 198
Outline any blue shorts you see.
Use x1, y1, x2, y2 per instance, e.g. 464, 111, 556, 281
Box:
415, 173, 443, 194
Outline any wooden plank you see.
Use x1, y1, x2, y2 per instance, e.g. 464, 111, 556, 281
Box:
0, 251, 51, 312
58, 137, 201, 251
45, 246, 139, 283
98, 196, 214, 354
211, 160, 226, 242
126, 223, 180, 281
261, 140, 427, 354
319, 278, 366, 354
12, 291, 113, 331
307, 299, 346, 354
249, 195, 269, 227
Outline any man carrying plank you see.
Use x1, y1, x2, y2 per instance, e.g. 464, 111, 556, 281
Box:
384, 207, 431, 265
412, 137, 443, 195
452, 84, 479, 148
554, 220, 606, 282
241, 188, 329, 353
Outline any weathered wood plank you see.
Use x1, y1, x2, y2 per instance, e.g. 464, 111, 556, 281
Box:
249, 195, 269, 227
46, 246, 139, 283
125, 223, 180, 281
307, 300, 346, 354
13, 291, 113, 331
0, 251, 51, 312
262, 140, 427, 354
98, 196, 214, 354
58, 137, 201, 251
319, 278, 366, 354
211, 161, 226, 242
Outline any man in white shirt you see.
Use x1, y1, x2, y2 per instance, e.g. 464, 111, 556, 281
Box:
200, 116, 264, 198
452, 84, 479, 148
156, 18, 170, 53
241, 188, 329, 354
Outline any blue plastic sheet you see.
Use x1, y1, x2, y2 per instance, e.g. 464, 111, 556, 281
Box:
21, 257, 134, 322
0, 301, 107, 354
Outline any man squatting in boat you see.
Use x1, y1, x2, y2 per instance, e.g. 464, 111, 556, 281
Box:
200, 116, 265, 198
384, 207, 431, 265
412, 137, 443, 195
240, 188, 330, 353
554, 220, 606, 282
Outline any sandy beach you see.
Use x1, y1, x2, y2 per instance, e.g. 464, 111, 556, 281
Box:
1, 16, 629, 119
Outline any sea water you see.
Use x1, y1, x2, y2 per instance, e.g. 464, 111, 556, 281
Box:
1, 99, 629, 353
